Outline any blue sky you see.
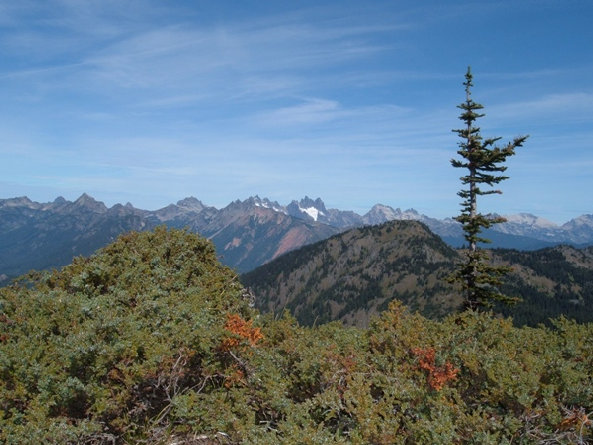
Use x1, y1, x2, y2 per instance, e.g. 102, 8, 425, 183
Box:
1, 0, 591, 223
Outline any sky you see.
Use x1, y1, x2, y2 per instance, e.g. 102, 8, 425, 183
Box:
1, 0, 591, 224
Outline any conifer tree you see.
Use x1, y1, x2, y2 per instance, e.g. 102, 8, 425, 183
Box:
450, 67, 528, 310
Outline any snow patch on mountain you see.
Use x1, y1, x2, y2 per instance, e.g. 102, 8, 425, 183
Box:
252, 196, 286, 214
286, 197, 328, 222
503, 213, 558, 229
301, 206, 322, 221
563, 214, 593, 229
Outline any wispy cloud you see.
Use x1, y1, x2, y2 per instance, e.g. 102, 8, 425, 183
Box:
493, 93, 593, 120
257, 98, 343, 126
1, 3, 404, 104
1, 0, 591, 221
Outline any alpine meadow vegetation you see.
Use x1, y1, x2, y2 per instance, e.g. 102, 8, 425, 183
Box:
1, 228, 592, 444
450, 67, 528, 311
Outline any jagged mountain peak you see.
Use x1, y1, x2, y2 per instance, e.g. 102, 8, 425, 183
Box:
72, 193, 107, 213
41, 196, 68, 211
219, 197, 284, 218
299, 196, 327, 211
176, 196, 205, 211
369, 203, 394, 211
287, 197, 328, 222
563, 214, 593, 229
0, 196, 37, 209
399, 208, 422, 220
362, 204, 422, 225
250, 196, 285, 213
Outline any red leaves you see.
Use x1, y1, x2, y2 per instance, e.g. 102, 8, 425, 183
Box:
221, 313, 264, 351
412, 347, 459, 391
557, 407, 592, 432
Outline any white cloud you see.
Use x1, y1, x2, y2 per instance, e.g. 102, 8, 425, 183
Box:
492, 93, 593, 122
258, 98, 342, 126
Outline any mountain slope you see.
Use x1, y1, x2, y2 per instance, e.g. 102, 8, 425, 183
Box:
242, 221, 462, 327
241, 221, 593, 327
199, 199, 339, 272
0, 195, 339, 280
494, 245, 593, 325
0, 195, 149, 277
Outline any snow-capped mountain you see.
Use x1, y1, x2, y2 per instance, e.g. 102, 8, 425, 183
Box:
252, 196, 286, 214
560, 215, 593, 244
285, 196, 363, 227
286, 196, 327, 222
362, 204, 422, 225
494, 213, 562, 240
276, 198, 593, 249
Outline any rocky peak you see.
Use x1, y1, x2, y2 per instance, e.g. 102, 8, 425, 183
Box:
0, 196, 36, 209
72, 193, 108, 213
562, 214, 593, 230
176, 197, 205, 212
397, 208, 422, 220
299, 196, 328, 214
286, 196, 328, 222
503, 213, 558, 229
251, 196, 285, 213
362, 204, 421, 225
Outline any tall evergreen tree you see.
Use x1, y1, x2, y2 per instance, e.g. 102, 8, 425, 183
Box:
450, 67, 528, 310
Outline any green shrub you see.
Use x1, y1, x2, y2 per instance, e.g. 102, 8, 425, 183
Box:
1, 228, 591, 443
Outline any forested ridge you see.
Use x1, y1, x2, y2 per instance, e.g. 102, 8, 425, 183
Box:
1, 228, 591, 444
242, 220, 593, 328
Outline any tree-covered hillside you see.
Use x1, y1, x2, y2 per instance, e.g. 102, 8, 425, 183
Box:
242, 221, 461, 327
242, 220, 593, 328
1, 228, 592, 444
494, 245, 593, 326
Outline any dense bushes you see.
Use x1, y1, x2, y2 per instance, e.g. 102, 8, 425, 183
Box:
0, 228, 254, 443
1, 228, 592, 443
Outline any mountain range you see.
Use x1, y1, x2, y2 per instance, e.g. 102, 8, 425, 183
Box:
1, 193, 592, 282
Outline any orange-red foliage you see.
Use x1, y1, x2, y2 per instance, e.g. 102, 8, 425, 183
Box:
412, 347, 459, 391
221, 313, 264, 351
557, 407, 592, 432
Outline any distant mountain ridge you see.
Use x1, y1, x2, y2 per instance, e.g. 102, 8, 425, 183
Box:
0, 194, 339, 280
1, 194, 592, 282
247, 195, 593, 248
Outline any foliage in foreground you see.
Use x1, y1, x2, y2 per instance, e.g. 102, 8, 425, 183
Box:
1, 228, 592, 444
